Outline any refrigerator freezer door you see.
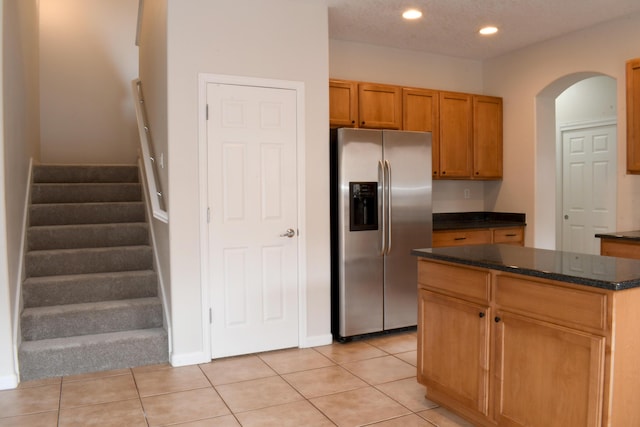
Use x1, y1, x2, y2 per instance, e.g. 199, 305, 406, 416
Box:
382, 130, 432, 330
336, 128, 384, 337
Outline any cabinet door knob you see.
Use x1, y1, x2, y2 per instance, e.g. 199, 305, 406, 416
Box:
479, 312, 485, 318
442, 171, 446, 175
494, 316, 501, 323
361, 121, 366, 126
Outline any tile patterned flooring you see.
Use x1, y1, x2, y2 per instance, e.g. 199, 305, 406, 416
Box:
0, 331, 475, 426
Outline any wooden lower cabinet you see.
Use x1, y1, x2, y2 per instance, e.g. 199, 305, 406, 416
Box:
433, 226, 524, 248
417, 258, 640, 426
418, 289, 490, 416
494, 312, 605, 427
600, 238, 640, 260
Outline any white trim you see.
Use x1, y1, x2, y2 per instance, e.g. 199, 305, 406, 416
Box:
170, 351, 210, 367
138, 157, 172, 355
197, 73, 308, 358
0, 374, 19, 391
132, 79, 169, 223
558, 117, 617, 132
135, 0, 144, 47
299, 334, 333, 348
12, 158, 33, 382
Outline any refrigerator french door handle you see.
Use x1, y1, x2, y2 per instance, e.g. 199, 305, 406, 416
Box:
384, 160, 392, 255
378, 160, 386, 255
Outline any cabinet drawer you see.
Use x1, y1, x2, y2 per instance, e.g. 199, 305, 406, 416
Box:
495, 275, 607, 331
600, 239, 640, 260
493, 227, 523, 245
432, 229, 491, 247
418, 260, 490, 303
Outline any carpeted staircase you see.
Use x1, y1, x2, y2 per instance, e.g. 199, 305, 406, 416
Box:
18, 165, 168, 381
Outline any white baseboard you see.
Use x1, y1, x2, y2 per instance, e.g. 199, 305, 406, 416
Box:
0, 373, 19, 390
299, 333, 333, 348
170, 351, 210, 367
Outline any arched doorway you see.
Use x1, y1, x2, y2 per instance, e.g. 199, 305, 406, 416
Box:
534, 73, 617, 253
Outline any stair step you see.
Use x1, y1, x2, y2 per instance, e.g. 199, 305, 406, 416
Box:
21, 297, 163, 341
25, 246, 153, 277
31, 183, 142, 204
19, 328, 168, 381
23, 270, 157, 308
28, 223, 149, 251
29, 201, 146, 226
32, 165, 139, 183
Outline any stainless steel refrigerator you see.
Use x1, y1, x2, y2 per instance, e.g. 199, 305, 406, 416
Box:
330, 128, 432, 341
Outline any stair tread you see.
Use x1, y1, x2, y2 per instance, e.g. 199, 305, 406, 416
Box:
27, 245, 151, 255
32, 165, 140, 184
30, 201, 144, 207
29, 222, 147, 230
22, 297, 161, 317
19, 327, 167, 351
23, 269, 155, 285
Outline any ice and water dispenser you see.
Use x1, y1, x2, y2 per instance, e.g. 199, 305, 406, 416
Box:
349, 182, 378, 231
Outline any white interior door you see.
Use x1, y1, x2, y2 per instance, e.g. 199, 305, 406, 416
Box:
562, 124, 616, 255
207, 82, 299, 359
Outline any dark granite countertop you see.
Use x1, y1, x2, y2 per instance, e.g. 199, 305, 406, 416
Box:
433, 212, 526, 231
412, 244, 640, 291
595, 231, 640, 242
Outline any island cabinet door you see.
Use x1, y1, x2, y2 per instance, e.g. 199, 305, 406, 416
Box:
418, 288, 490, 416
493, 312, 605, 427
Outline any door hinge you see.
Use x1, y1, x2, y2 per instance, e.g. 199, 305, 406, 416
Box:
207, 207, 211, 223
206, 104, 209, 120
209, 308, 212, 324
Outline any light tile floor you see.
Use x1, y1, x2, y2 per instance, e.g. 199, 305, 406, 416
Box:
0, 331, 476, 426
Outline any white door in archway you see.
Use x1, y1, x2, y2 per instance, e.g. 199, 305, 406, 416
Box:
207, 81, 300, 359
561, 123, 616, 255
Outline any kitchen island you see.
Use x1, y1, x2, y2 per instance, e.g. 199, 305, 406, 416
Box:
413, 244, 640, 427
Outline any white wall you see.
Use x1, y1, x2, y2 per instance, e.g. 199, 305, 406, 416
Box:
329, 39, 489, 213
556, 76, 617, 125
1, 0, 40, 388
164, 0, 329, 363
138, 0, 172, 348
483, 12, 640, 247
39, 0, 139, 164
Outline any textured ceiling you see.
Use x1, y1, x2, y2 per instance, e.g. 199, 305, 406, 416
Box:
327, 0, 640, 60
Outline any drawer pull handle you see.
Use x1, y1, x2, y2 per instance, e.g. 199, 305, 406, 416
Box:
479, 312, 485, 318
454, 237, 467, 241
505, 233, 517, 237
494, 316, 501, 323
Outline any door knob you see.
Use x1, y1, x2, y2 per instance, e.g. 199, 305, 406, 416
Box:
280, 228, 296, 238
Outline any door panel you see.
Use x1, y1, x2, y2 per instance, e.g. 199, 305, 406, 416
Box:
562, 124, 616, 255
208, 83, 298, 358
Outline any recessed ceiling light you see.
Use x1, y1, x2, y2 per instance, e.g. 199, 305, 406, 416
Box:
402, 9, 423, 20
479, 26, 499, 35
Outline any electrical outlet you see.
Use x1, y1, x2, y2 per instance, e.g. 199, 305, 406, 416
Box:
464, 188, 471, 199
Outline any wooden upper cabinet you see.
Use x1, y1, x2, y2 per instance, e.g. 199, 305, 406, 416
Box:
473, 95, 503, 179
329, 79, 358, 128
439, 91, 473, 178
403, 88, 440, 177
328, 79, 502, 180
627, 58, 640, 173
358, 83, 402, 129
